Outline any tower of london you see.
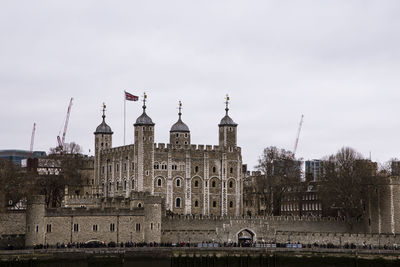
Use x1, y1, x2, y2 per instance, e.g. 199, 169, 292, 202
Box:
93, 94, 244, 216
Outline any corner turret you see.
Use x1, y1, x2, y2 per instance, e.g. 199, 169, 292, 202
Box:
170, 101, 191, 146
134, 93, 155, 193
94, 103, 113, 196
218, 94, 238, 150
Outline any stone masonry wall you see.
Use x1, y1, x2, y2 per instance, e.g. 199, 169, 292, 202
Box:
0, 211, 25, 235
275, 231, 400, 247
161, 215, 356, 244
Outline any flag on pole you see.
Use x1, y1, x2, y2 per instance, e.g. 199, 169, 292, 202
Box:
125, 91, 139, 101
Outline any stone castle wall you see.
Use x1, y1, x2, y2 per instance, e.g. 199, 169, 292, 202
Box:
275, 231, 400, 247
366, 176, 400, 234
0, 211, 25, 235
161, 215, 356, 243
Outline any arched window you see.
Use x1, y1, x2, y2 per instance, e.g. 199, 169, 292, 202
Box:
176, 198, 181, 208
176, 178, 181, 187
157, 178, 162, 187
229, 181, 233, 188
195, 200, 199, 207
124, 180, 127, 190
229, 201, 233, 208
194, 180, 199, 187
212, 201, 217, 207
212, 181, 216, 188
137, 202, 142, 208
132, 178, 135, 190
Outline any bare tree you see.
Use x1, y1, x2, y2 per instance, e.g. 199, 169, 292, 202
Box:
34, 142, 87, 207
49, 142, 82, 155
255, 146, 302, 215
0, 159, 29, 211
319, 147, 376, 222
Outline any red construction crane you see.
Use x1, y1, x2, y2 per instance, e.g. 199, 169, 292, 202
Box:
57, 97, 73, 152
293, 114, 304, 156
30, 123, 36, 155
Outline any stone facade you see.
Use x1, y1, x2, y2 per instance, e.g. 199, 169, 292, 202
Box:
366, 176, 400, 234
25, 193, 162, 247
92, 97, 243, 217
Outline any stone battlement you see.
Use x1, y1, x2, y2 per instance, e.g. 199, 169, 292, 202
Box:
45, 207, 144, 216
164, 214, 345, 223
154, 143, 241, 153
67, 195, 102, 200
100, 144, 135, 154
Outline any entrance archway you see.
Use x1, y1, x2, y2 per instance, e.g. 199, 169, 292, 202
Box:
237, 229, 255, 246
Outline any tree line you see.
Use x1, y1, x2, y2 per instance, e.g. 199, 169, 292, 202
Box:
248, 146, 390, 223
0, 142, 89, 211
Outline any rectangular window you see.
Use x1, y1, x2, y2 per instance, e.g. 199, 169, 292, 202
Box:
150, 223, 153, 230
136, 223, 141, 232
116, 164, 119, 172
73, 224, 79, 232
132, 162, 135, 170
46, 224, 51, 233
35, 225, 39, 232
124, 163, 127, 171
102, 166, 105, 174
110, 223, 115, 232
93, 224, 98, 232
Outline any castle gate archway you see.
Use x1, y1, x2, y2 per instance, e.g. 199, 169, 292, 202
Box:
237, 229, 255, 246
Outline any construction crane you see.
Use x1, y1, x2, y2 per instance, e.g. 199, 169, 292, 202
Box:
30, 123, 36, 155
57, 97, 73, 153
293, 114, 304, 156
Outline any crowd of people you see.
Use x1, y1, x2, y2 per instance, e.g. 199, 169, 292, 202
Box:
15, 241, 396, 251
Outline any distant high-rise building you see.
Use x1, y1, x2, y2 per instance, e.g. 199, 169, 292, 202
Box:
305, 159, 323, 182
0, 150, 46, 165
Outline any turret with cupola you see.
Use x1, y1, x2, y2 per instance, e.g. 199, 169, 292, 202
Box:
94, 103, 113, 195
170, 101, 191, 147
218, 94, 238, 150
134, 93, 155, 193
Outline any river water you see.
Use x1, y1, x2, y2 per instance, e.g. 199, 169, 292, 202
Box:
1, 255, 399, 267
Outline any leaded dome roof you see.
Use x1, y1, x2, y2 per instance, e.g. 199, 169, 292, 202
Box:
134, 111, 155, 126
94, 105, 113, 134
219, 114, 237, 126
170, 118, 190, 132
95, 119, 113, 134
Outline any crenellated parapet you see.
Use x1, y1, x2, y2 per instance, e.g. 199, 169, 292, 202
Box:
100, 144, 135, 155
45, 207, 145, 217
163, 214, 346, 223
154, 143, 242, 153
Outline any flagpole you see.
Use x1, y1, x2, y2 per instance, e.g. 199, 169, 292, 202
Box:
124, 91, 126, 145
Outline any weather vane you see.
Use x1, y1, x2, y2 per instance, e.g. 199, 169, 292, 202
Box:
225, 94, 230, 115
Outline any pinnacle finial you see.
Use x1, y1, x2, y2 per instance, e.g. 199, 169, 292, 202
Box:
142, 92, 147, 111
178, 100, 182, 119
102, 102, 106, 120
225, 94, 230, 116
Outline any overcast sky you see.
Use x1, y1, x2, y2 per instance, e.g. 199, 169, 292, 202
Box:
1, 1, 400, 169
